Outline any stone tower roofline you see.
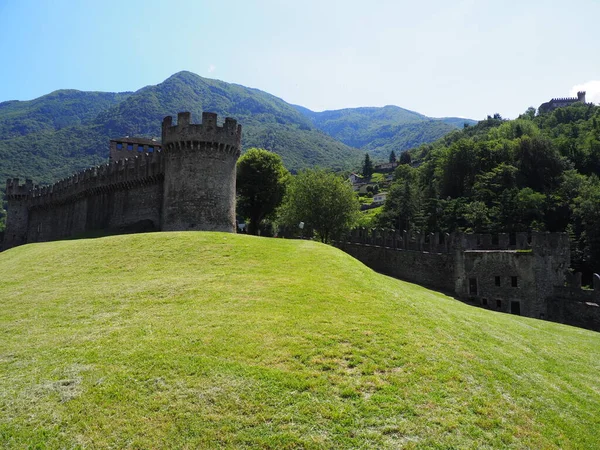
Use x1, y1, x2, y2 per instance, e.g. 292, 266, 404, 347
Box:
162, 112, 242, 151
549, 91, 586, 103
5, 178, 33, 199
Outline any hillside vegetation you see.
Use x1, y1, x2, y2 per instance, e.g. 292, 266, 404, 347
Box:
1, 233, 598, 448
0, 71, 473, 190
296, 105, 474, 160
0, 72, 361, 187
380, 104, 600, 280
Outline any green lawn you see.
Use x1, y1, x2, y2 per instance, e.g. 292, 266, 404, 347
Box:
0, 232, 599, 448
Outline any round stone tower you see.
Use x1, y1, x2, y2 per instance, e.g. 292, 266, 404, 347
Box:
161, 112, 242, 232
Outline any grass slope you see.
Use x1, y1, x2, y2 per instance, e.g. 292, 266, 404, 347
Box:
0, 233, 599, 448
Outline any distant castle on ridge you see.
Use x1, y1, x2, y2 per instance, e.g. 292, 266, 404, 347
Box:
539, 91, 587, 114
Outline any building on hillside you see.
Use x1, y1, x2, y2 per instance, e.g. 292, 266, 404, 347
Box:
3, 112, 242, 251
349, 172, 364, 185
538, 91, 587, 114
372, 192, 387, 204
374, 161, 398, 172
109, 137, 161, 162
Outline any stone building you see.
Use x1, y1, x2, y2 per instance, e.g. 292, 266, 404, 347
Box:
2, 112, 241, 250
337, 229, 599, 331
538, 91, 587, 114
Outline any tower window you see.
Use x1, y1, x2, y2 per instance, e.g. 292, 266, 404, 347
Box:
127, 144, 133, 151
116, 143, 123, 150
469, 278, 478, 295
511, 276, 518, 287
495, 276, 501, 286
496, 299, 502, 309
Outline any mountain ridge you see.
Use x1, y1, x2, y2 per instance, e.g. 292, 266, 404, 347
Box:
0, 71, 474, 188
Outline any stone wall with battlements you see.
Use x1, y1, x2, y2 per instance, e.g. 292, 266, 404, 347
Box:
335, 229, 596, 331
2, 112, 242, 250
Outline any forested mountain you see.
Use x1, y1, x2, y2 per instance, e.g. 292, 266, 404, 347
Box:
0, 72, 363, 188
295, 105, 475, 159
0, 71, 474, 189
378, 104, 600, 280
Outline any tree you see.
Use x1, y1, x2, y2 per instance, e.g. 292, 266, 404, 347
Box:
236, 148, 290, 235
399, 151, 411, 165
278, 168, 360, 243
389, 150, 397, 163
362, 153, 373, 178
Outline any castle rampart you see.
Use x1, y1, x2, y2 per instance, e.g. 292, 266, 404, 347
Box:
2, 112, 241, 250
161, 112, 241, 232
539, 91, 588, 114
336, 228, 597, 331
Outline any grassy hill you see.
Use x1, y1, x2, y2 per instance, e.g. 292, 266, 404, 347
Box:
295, 105, 476, 160
1, 233, 598, 448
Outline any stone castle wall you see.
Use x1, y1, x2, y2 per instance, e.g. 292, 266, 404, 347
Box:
336, 228, 598, 332
2, 112, 241, 250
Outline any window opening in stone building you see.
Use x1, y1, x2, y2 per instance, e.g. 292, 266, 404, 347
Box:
148, 146, 154, 152
495, 276, 501, 286
116, 143, 123, 150
492, 234, 499, 245
511, 301, 521, 315
137, 145, 144, 152
482, 298, 488, 306
509, 232, 516, 246
127, 144, 133, 151
469, 278, 478, 295
496, 299, 502, 309
511, 276, 518, 287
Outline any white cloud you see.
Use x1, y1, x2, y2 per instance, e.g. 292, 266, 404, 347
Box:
570, 80, 600, 105
208, 64, 216, 73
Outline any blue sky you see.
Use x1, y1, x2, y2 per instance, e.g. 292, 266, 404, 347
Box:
0, 0, 598, 120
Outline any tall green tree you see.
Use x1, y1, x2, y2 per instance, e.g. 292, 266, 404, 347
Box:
389, 150, 397, 163
362, 153, 373, 178
278, 168, 360, 243
236, 148, 290, 235
399, 151, 411, 165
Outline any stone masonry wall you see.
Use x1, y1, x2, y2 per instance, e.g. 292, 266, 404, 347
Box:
338, 242, 456, 293
2, 111, 242, 251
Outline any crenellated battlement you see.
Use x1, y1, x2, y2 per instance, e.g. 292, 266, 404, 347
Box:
550, 97, 579, 102
343, 229, 569, 255
27, 151, 164, 208
540, 91, 587, 114
161, 112, 242, 155
5, 178, 33, 199
3, 110, 241, 250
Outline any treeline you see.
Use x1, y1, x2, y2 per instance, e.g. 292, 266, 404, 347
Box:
378, 103, 600, 279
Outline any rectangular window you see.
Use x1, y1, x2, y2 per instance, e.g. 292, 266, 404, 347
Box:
496, 299, 502, 309
469, 278, 478, 295
495, 276, 501, 286
509, 232, 517, 246
511, 276, 518, 287
148, 146, 154, 152
127, 143, 133, 151
492, 234, 499, 245
116, 142, 123, 150
137, 145, 144, 152
482, 298, 488, 306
